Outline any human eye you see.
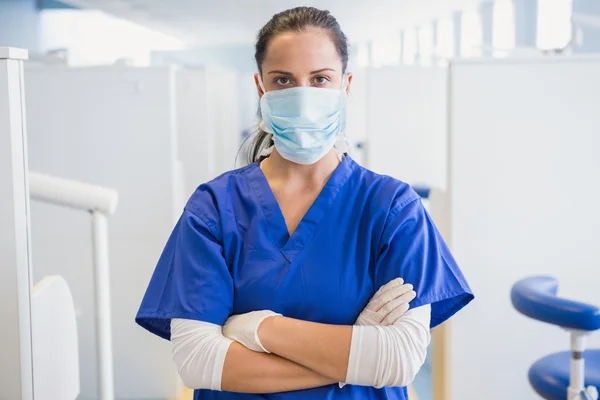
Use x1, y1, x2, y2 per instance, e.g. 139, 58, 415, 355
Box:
274, 76, 292, 86
313, 75, 331, 86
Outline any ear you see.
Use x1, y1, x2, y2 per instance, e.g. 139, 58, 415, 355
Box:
254, 72, 265, 98
344, 72, 353, 96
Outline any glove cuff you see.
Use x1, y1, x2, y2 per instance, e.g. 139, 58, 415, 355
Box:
255, 312, 281, 353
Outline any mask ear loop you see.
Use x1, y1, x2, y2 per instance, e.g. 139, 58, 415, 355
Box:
335, 72, 352, 160
341, 72, 350, 92
256, 73, 275, 159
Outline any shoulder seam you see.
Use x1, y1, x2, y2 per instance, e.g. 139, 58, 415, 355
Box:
375, 196, 421, 255
387, 196, 421, 219
184, 206, 219, 238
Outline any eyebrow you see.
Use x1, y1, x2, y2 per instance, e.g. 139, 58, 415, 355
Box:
268, 68, 336, 75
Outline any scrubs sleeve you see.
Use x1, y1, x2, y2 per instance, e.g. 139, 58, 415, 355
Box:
375, 197, 473, 329
135, 208, 233, 340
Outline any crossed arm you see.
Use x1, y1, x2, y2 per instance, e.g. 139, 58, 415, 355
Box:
171, 317, 342, 393
257, 317, 353, 382
222, 341, 338, 393
241, 307, 431, 389
223, 318, 353, 393
172, 303, 431, 393
171, 278, 429, 393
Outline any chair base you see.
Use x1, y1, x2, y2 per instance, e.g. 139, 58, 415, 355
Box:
529, 349, 600, 400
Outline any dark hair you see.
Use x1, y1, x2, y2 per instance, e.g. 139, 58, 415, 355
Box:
246, 6, 349, 164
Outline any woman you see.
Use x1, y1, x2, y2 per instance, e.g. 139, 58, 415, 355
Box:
136, 6, 473, 399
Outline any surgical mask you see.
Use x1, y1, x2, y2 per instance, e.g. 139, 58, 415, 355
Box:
258, 76, 348, 165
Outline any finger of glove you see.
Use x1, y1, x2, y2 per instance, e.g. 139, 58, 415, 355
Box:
222, 312, 268, 351
222, 314, 242, 337
372, 278, 405, 299
356, 309, 382, 326
367, 285, 409, 312
376, 290, 416, 319
222, 326, 244, 345
224, 328, 265, 352
367, 283, 414, 312
374, 280, 412, 300
380, 302, 411, 326
366, 281, 410, 311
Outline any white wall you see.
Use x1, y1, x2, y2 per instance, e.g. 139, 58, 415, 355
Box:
25, 66, 181, 400
176, 68, 215, 197
366, 66, 448, 188
448, 56, 600, 400
238, 71, 259, 131
176, 67, 242, 200
209, 68, 242, 173
345, 68, 368, 165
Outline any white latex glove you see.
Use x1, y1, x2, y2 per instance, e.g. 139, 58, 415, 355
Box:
340, 278, 419, 389
356, 278, 416, 326
222, 310, 281, 353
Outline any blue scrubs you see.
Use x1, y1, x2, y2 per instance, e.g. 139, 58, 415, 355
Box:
136, 156, 473, 399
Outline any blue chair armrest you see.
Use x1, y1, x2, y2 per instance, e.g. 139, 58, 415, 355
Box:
511, 276, 600, 331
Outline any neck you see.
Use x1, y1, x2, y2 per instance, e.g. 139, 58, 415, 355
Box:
261, 148, 341, 185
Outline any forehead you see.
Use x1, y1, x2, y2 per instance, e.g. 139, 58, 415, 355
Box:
262, 27, 342, 71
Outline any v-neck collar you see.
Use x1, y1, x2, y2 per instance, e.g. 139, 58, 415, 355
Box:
246, 155, 355, 263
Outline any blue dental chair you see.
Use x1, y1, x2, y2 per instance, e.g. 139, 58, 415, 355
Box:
511, 276, 600, 400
